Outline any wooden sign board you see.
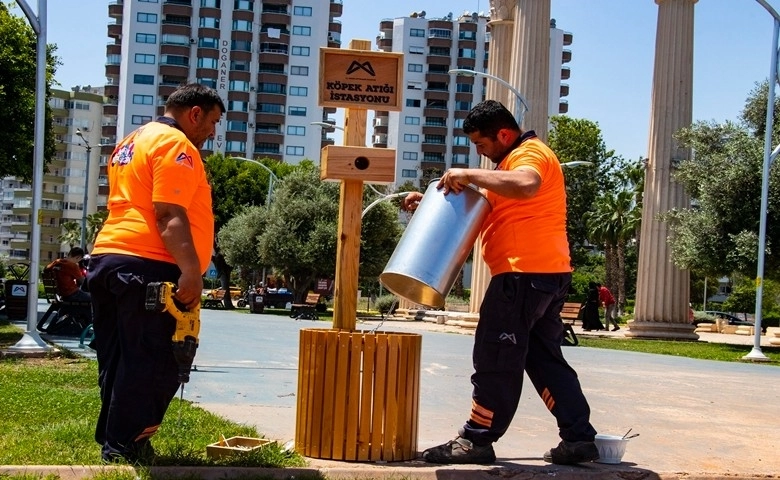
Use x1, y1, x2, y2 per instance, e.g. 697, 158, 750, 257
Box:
320, 145, 396, 184
319, 48, 404, 111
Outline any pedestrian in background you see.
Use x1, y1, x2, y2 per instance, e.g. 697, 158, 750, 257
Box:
581, 282, 604, 331
87, 83, 224, 463
597, 283, 619, 331
403, 100, 600, 466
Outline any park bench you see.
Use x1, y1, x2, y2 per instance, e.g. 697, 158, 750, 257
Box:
290, 292, 321, 320
37, 265, 93, 340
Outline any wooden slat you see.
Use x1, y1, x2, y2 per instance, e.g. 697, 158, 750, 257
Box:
409, 335, 422, 456
331, 331, 351, 459
308, 332, 327, 458
370, 334, 388, 460
294, 329, 309, 453
357, 333, 375, 460
393, 334, 410, 460
344, 333, 363, 460
319, 330, 339, 457
383, 334, 400, 460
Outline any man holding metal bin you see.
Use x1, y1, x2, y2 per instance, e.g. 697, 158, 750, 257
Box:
403, 100, 599, 466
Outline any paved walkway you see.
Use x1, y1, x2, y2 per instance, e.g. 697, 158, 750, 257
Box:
11, 302, 780, 479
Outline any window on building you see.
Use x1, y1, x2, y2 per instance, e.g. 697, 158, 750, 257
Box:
161, 55, 188, 66
201, 0, 220, 6
290, 65, 309, 76
234, 0, 253, 10
287, 125, 306, 136
429, 46, 450, 56
402, 152, 418, 161
404, 116, 420, 125
256, 123, 281, 134
139, 0, 158, 2
255, 142, 280, 154
228, 100, 247, 112
406, 98, 421, 107
134, 74, 154, 85
136, 33, 157, 44
458, 48, 476, 59
456, 83, 473, 93
199, 37, 218, 48
198, 77, 217, 88
292, 25, 311, 36
232, 40, 252, 51
161, 33, 189, 45
289, 86, 308, 96
409, 45, 425, 55
424, 135, 445, 144
425, 117, 446, 126
410, 28, 425, 37
452, 153, 470, 164
132, 115, 152, 125
429, 28, 451, 38
401, 169, 418, 178
259, 62, 285, 73
286, 146, 304, 156
259, 83, 286, 94
197, 57, 218, 69
455, 101, 472, 111
288, 106, 307, 116
133, 94, 154, 105
294, 6, 312, 15
407, 82, 422, 90
258, 103, 285, 114
291, 46, 310, 56
137, 12, 157, 23
231, 60, 250, 71
232, 20, 252, 31
227, 121, 248, 132
226, 141, 246, 152
107, 54, 121, 65
200, 17, 219, 28
407, 63, 423, 73
459, 30, 476, 40
135, 53, 155, 64
453, 136, 469, 146
453, 118, 465, 128
404, 134, 420, 143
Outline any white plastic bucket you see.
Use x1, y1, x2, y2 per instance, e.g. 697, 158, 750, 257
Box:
380, 181, 491, 308
594, 434, 629, 464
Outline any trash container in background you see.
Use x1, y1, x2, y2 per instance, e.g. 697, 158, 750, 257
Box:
249, 292, 265, 314
5, 263, 30, 320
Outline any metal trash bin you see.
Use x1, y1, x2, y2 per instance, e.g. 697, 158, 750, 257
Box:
249, 292, 265, 314
5, 263, 30, 320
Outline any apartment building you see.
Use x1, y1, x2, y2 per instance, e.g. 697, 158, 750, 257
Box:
373, 12, 572, 188
103, 0, 343, 206
0, 86, 104, 262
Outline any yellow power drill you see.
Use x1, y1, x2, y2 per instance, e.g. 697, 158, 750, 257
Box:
145, 282, 200, 384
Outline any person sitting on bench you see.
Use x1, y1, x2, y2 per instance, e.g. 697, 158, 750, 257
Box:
46, 246, 92, 319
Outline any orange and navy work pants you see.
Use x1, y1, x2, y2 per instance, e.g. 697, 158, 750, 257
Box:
462, 272, 597, 446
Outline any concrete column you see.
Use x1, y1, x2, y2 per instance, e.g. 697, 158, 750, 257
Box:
469, 0, 516, 314
627, 0, 698, 340
509, 0, 551, 141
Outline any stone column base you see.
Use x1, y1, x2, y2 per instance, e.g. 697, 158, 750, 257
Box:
625, 321, 699, 341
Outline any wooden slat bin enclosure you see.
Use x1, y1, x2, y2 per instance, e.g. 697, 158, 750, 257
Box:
296, 328, 422, 461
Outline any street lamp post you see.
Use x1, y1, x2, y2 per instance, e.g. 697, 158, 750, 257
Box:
231, 156, 278, 206
75, 129, 92, 250
310, 121, 345, 131
448, 68, 530, 126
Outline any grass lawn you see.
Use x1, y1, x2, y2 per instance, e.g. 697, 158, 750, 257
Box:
579, 336, 780, 363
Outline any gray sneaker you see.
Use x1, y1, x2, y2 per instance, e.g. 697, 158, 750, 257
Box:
543, 440, 599, 465
422, 436, 496, 464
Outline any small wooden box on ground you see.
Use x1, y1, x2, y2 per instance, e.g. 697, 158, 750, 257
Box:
206, 436, 271, 458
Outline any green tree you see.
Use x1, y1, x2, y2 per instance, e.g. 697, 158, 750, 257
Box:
0, 2, 58, 180
220, 165, 402, 303
86, 210, 108, 248
205, 153, 293, 307
548, 116, 624, 262
57, 221, 81, 248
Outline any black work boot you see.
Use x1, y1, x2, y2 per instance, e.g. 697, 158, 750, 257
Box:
543, 440, 599, 465
422, 435, 496, 464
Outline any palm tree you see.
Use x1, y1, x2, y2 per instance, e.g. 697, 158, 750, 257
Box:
57, 221, 81, 249
86, 211, 109, 249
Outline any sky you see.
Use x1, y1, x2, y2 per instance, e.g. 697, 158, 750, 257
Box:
28, 0, 780, 161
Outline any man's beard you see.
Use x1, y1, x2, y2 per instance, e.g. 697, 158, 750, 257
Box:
489, 145, 514, 164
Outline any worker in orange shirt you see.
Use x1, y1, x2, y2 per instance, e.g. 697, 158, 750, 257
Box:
404, 100, 599, 466
86, 84, 224, 463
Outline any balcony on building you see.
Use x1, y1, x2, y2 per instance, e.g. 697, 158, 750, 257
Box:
261, 8, 291, 26
330, 0, 343, 17
108, 1, 123, 18
560, 83, 569, 97
260, 26, 290, 43
372, 133, 387, 147
561, 66, 570, 80
107, 19, 122, 39
379, 18, 393, 33
262, 0, 292, 5
253, 142, 282, 161
258, 42, 289, 63
328, 32, 342, 47
373, 116, 388, 128
163, 1, 192, 18
561, 49, 572, 64
254, 123, 284, 145
559, 100, 568, 114
427, 51, 452, 66
563, 31, 573, 46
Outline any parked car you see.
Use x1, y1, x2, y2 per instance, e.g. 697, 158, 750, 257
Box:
206, 286, 242, 300
694, 311, 753, 327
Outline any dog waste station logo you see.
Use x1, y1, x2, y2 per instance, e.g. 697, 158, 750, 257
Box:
319, 48, 403, 111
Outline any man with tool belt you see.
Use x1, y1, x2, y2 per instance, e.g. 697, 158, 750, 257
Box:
87, 84, 224, 463
403, 100, 599, 465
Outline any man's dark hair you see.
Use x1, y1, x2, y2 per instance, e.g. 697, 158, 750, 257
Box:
68, 246, 85, 258
166, 83, 226, 114
463, 100, 520, 139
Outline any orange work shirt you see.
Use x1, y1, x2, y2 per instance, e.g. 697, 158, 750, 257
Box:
481, 133, 572, 275
92, 119, 214, 273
